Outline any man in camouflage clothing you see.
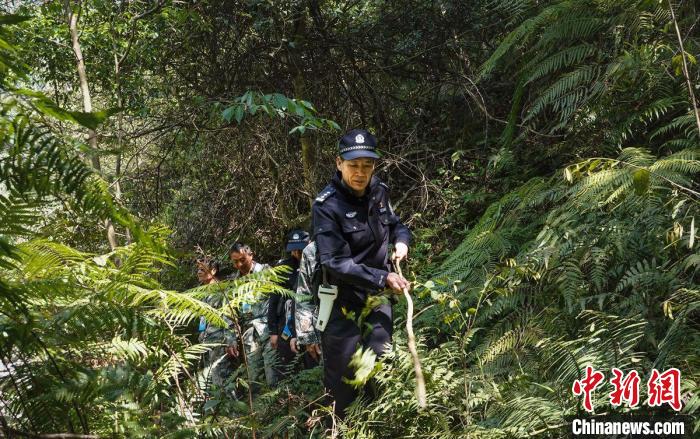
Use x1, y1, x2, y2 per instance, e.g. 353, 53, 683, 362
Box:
228, 242, 276, 389
196, 259, 237, 394
291, 241, 322, 365
199, 312, 238, 392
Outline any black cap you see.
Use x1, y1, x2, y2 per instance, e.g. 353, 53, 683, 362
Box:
285, 229, 310, 252
338, 129, 380, 160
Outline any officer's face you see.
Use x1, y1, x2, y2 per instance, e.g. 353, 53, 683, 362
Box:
230, 250, 253, 275
336, 157, 376, 194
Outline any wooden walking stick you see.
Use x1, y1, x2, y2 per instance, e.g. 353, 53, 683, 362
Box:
392, 257, 427, 409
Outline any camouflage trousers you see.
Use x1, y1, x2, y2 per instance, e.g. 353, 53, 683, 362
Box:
201, 328, 279, 398
242, 326, 279, 389
202, 344, 237, 396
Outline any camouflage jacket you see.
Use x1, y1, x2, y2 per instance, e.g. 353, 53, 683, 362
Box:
232, 261, 270, 338
294, 242, 320, 345
199, 261, 269, 344
199, 292, 236, 346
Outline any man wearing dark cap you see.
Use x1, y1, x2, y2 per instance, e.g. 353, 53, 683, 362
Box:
312, 128, 411, 417
268, 229, 310, 383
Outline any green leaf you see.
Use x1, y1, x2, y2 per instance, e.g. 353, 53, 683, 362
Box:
294, 102, 306, 117
234, 106, 245, 124
286, 100, 297, 115
68, 109, 118, 130
203, 399, 220, 412
22, 90, 117, 129
222, 106, 236, 122
632, 168, 650, 195
271, 93, 288, 109
0, 14, 32, 25
289, 125, 306, 135
299, 100, 315, 111
343, 347, 380, 388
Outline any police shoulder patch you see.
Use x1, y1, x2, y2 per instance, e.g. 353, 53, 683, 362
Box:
314, 187, 336, 204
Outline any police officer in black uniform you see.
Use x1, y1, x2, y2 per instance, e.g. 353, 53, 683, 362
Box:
312, 128, 411, 418
268, 229, 310, 382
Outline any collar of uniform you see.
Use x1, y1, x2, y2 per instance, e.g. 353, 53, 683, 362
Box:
332, 171, 381, 203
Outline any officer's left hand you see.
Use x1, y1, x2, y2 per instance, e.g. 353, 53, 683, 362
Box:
393, 242, 408, 262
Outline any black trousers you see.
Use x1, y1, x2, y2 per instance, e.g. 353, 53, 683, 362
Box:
272, 320, 296, 382
321, 300, 392, 418
275, 336, 295, 376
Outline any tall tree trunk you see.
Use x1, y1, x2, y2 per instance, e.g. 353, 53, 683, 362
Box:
64, 0, 118, 251
294, 75, 316, 208
291, 8, 316, 209
668, 0, 700, 137
113, 53, 131, 244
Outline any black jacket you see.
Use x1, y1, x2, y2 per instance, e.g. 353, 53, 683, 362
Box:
312, 172, 411, 308
267, 256, 300, 335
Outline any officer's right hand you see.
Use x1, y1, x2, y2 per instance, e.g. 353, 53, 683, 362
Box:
386, 272, 410, 293
306, 343, 321, 361
269, 334, 278, 349
226, 345, 239, 358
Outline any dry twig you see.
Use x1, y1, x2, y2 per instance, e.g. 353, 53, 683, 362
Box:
392, 258, 427, 409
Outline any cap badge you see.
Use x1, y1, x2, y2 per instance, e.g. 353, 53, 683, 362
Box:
355, 134, 365, 144
345, 211, 357, 218
293, 234, 299, 240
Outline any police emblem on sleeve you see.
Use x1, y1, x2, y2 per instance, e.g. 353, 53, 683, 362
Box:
345, 211, 357, 218
355, 134, 365, 144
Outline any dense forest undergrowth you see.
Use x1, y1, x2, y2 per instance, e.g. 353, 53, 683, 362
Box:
0, 0, 698, 437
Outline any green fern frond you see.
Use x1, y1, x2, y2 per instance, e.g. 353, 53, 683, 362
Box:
526, 64, 601, 122
525, 44, 598, 84
650, 113, 698, 141
479, 0, 576, 79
